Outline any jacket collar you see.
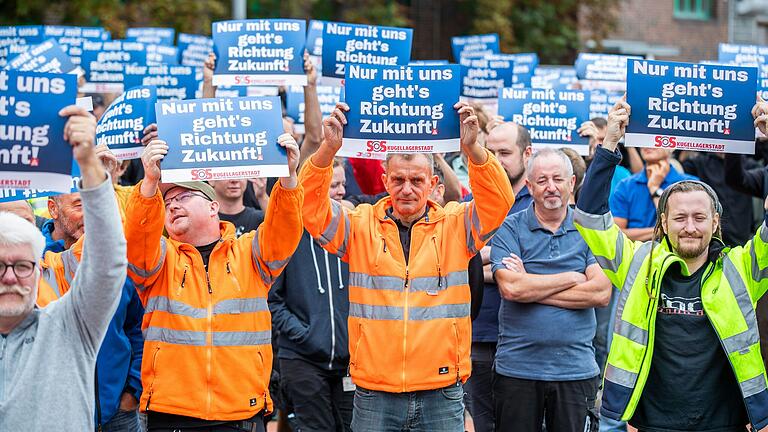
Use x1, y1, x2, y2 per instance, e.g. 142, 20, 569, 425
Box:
373, 197, 445, 224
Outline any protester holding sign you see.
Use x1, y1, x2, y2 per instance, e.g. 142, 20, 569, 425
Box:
573, 97, 768, 431
0, 104, 128, 430
298, 101, 513, 431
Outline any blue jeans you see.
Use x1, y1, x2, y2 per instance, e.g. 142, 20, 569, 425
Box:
101, 409, 142, 432
351, 383, 465, 432
594, 287, 626, 432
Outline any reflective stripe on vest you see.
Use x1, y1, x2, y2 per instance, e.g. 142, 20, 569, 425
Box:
144, 327, 271, 346
61, 248, 79, 286
316, 200, 350, 258
750, 225, 768, 283
722, 256, 767, 399
252, 236, 290, 286
42, 267, 62, 298
465, 205, 477, 255
349, 301, 471, 321
128, 238, 166, 287
573, 209, 623, 272
349, 271, 468, 293
145, 296, 268, 318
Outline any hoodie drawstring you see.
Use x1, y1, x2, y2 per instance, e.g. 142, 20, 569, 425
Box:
310, 239, 325, 294
336, 256, 344, 290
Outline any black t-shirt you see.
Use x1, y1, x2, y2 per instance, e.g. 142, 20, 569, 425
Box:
219, 207, 264, 238
631, 263, 748, 432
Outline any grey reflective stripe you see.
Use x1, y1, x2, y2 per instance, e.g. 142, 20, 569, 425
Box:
128, 238, 167, 279
212, 330, 271, 346
595, 232, 624, 274
480, 227, 498, 243
42, 267, 61, 298
614, 319, 648, 345
318, 201, 343, 246
409, 303, 470, 320
349, 272, 404, 291
613, 242, 653, 343
61, 249, 79, 285
349, 303, 404, 320
751, 233, 768, 281
410, 271, 468, 293
213, 298, 269, 315
251, 235, 290, 272
336, 220, 350, 258
741, 375, 768, 398
573, 208, 614, 231
761, 223, 768, 243
465, 207, 477, 255
722, 257, 761, 356
604, 363, 638, 388
144, 327, 207, 346
144, 296, 207, 318
251, 240, 274, 286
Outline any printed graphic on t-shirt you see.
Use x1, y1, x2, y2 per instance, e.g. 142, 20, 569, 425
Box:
658, 293, 703, 316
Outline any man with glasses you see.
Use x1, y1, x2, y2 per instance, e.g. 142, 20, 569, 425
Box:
1, 105, 128, 430
124, 134, 304, 431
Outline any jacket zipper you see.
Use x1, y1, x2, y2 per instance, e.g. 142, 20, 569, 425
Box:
206, 269, 213, 417
324, 251, 336, 370
452, 322, 460, 382
145, 346, 160, 411
402, 267, 409, 392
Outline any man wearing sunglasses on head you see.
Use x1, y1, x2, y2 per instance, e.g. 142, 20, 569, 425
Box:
123, 133, 304, 432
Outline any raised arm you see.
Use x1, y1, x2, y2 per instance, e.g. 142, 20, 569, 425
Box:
202, 53, 216, 99
57, 105, 127, 353
299, 51, 323, 168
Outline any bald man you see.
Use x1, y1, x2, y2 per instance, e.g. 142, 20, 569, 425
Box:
0, 201, 35, 225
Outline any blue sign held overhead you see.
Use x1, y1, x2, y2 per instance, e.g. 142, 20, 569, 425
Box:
575, 53, 640, 81
80, 40, 146, 93
43, 26, 110, 66
156, 96, 288, 182
96, 86, 157, 160
0, 26, 44, 68
342, 64, 461, 159
718, 43, 768, 66
626, 59, 758, 154
307, 20, 325, 57
531, 66, 578, 90
124, 64, 200, 100
588, 89, 623, 119
178, 33, 214, 67
0, 161, 81, 203
212, 19, 306, 87
285, 85, 342, 133
126, 27, 175, 46
460, 56, 514, 100
5, 39, 77, 74
0, 70, 78, 192
146, 44, 179, 65
321, 22, 413, 82
498, 87, 591, 154
451, 34, 499, 61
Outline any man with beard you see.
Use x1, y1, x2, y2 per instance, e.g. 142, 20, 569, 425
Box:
491, 148, 611, 432
574, 96, 768, 431
0, 105, 127, 430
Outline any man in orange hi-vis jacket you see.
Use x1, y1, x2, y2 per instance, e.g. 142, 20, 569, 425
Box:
299, 101, 515, 432
123, 133, 304, 432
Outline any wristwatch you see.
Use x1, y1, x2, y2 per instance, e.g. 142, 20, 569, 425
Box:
652, 187, 665, 199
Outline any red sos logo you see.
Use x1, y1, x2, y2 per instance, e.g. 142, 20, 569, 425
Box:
191, 168, 213, 180
366, 140, 387, 152
654, 136, 677, 148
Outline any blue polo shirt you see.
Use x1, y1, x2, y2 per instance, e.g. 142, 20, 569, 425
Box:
469, 186, 533, 343
609, 166, 698, 229
490, 204, 599, 381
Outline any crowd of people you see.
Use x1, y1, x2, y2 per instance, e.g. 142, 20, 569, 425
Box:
4, 47, 768, 432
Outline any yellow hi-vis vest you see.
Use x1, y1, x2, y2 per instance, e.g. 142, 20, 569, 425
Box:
574, 207, 768, 430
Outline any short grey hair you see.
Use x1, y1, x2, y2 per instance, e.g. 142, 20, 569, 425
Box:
526, 148, 574, 180
0, 211, 45, 259
385, 153, 434, 174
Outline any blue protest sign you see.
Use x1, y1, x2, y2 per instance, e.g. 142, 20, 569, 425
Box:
575, 53, 640, 81
307, 20, 325, 57
498, 87, 591, 154
626, 59, 758, 154
285, 85, 342, 133
95, 86, 157, 160
460, 56, 514, 100
43, 26, 109, 67
0, 161, 80, 203
0, 26, 44, 68
321, 22, 413, 82
342, 64, 460, 158
588, 89, 623, 119
126, 27, 175, 46
451, 34, 499, 61
718, 43, 768, 66
531, 66, 578, 90
146, 44, 179, 65
80, 40, 146, 93
0, 70, 78, 191
5, 39, 77, 74
156, 96, 287, 181
212, 19, 306, 87
124, 64, 199, 100
409, 60, 449, 65
178, 33, 213, 67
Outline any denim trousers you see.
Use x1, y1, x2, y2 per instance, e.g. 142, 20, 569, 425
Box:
350, 382, 465, 432
101, 409, 142, 432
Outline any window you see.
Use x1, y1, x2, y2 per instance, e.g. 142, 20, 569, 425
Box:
674, 0, 713, 20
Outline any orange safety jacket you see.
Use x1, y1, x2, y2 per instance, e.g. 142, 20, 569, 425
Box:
123, 180, 303, 421
38, 236, 84, 306
299, 149, 514, 393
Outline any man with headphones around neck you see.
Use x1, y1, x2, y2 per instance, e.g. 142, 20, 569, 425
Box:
574, 95, 768, 432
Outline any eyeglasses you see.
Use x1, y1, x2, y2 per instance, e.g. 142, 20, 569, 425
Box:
0, 261, 36, 279
164, 191, 211, 209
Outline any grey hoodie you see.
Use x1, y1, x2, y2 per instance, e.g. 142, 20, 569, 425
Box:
0, 177, 127, 431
